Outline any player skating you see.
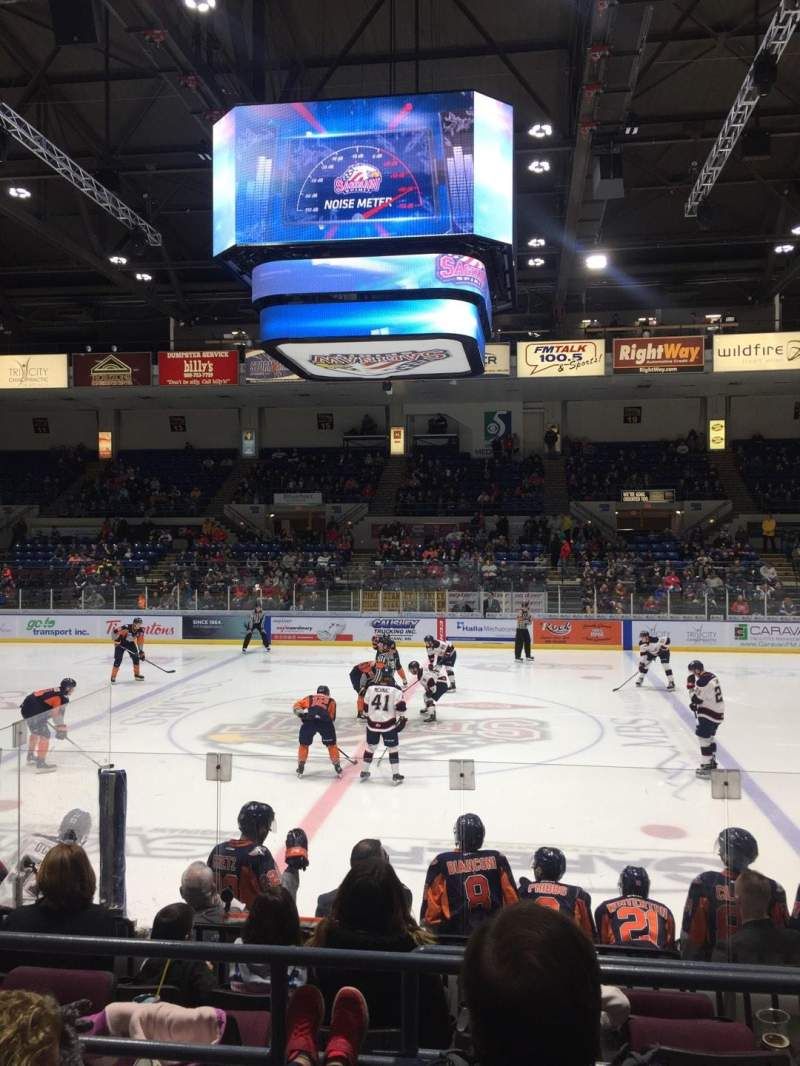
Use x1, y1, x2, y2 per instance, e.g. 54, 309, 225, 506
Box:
687, 659, 724, 777
110, 618, 145, 683
514, 601, 534, 661
424, 635, 457, 690
349, 656, 377, 718
359, 667, 407, 785
636, 631, 675, 689
292, 685, 342, 778
206, 801, 309, 908
19, 678, 75, 773
595, 865, 676, 950
517, 846, 595, 939
407, 659, 449, 723
242, 604, 270, 653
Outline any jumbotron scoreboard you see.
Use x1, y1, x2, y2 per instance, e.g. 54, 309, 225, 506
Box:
213, 91, 513, 380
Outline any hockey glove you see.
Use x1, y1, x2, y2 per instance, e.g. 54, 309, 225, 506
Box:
285, 828, 309, 871
138, 650, 146, 660
690, 694, 701, 715
686, 675, 696, 691
60, 695, 70, 705
396, 716, 408, 733
55, 723, 68, 740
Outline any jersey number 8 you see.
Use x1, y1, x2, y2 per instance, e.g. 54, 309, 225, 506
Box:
464, 873, 492, 911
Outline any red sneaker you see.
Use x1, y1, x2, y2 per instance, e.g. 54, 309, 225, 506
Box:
286, 984, 324, 1064
324, 986, 369, 1066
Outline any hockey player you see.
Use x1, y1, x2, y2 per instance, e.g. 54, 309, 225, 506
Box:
292, 685, 342, 778
424, 635, 457, 691
349, 657, 377, 718
20, 679, 75, 774
206, 801, 309, 909
595, 866, 676, 950
680, 827, 789, 960
420, 813, 518, 936
360, 668, 407, 785
635, 631, 675, 689
514, 601, 533, 661
518, 846, 595, 940
6, 809, 91, 906
407, 659, 448, 723
242, 605, 270, 653
110, 620, 144, 683
687, 659, 723, 777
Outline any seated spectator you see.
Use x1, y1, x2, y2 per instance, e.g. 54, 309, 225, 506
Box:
134, 902, 217, 1006
779, 597, 797, 616
712, 869, 800, 965
730, 594, 750, 615
309, 858, 451, 1048
316, 838, 412, 919
229, 886, 305, 992
0, 989, 66, 1066
462, 902, 601, 1066
0, 843, 124, 972
285, 985, 369, 1066
179, 861, 242, 926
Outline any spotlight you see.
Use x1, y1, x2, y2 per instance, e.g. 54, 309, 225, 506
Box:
184, 0, 216, 10
791, 224, 800, 236
7, 186, 31, 199
527, 257, 545, 268
527, 237, 546, 248
584, 252, 608, 271
135, 272, 153, 281
109, 255, 128, 265
528, 122, 553, 139
774, 243, 794, 254
528, 159, 551, 174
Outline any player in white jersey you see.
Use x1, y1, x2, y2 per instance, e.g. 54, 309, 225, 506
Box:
687, 660, 724, 778
407, 659, 449, 723
635, 631, 675, 689
424, 635, 457, 690
360, 669, 407, 785
4, 808, 91, 906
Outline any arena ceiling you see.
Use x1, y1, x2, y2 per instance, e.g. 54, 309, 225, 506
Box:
0, 0, 799, 349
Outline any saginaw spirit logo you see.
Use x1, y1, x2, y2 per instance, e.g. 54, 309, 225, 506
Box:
309, 349, 450, 375
435, 254, 486, 292
333, 162, 382, 195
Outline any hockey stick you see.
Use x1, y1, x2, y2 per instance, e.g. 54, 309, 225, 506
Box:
64, 735, 113, 769
144, 658, 176, 675
612, 671, 639, 693
336, 746, 357, 766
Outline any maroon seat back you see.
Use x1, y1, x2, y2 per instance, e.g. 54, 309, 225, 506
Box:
629, 1016, 756, 1055
226, 1009, 270, 1047
625, 989, 715, 1019
3, 965, 115, 1013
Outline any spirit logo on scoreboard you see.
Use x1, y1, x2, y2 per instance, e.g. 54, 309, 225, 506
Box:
308, 348, 450, 375
333, 162, 382, 195
435, 254, 487, 292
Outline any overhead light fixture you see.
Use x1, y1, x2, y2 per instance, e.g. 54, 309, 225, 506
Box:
774, 243, 795, 254
528, 122, 553, 139
7, 186, 31, 199
527, 257, 545, 268
135, 272, 153, 282
184, 0, 216, 10
528, 158, 551, 174
705, 313, 722, 323
637, 316, 657, 326
527, 237, 546, 248
584, 252, 608, 271
109, 254, 128, 265
791, 223, 800, 236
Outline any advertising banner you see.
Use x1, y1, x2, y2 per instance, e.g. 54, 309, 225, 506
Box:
517, 340, 605, 378
483, 343, 510, 376
72, 352, 152, 387
270, 615, 433, 644
534, 618, 622, 647
484, 410, 511, 444
244, 349, 300, 383
158, 350, 239, 386
634, 618, 800, 651
102, 616, 181, 642
712, 332, 800, 373
0, 614, 181, 641
272, 492, 323, 507
446, 616, 516, 642
0, 354, 68, 389
182, 614, 253, 640
612, 336, 704, 374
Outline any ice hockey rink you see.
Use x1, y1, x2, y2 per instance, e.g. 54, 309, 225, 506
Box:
1, 643, 798, 926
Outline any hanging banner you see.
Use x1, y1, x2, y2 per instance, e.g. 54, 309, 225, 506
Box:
517, 340, 605, 378
483, 343, 511, 376
612, 336, 705, 374
158, 350, 239, 386
0, 354, 68, 389
72, 352, 152, 387
712, 332, 800, 372
243, 349, 300, 383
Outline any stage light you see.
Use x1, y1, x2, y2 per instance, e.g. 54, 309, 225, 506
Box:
528, 158, 551, 174
135, 272, 153, 281
7, 186, 31, 199
527, 237, 546, 248
109, 255, 128, 265
184, 0, 216, 11
791, 224, 800, 236
774, 243, 794, 254
527, 257, 545, 267
528, 122, 553, 139
585, 252, 608, 270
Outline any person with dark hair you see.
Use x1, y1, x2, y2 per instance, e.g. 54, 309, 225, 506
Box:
712, 869, 800, 965
135, 902, 217, 1006
595, 866, 675, 950
518, 847, 595, 940
229, 886, 306, 992
463, 901, 601, 1066
315, 839, 412, 919
420, 814, 518, 936
681, 827, 789, 960
0, 843, 125, 971
309, 858, 451, 1048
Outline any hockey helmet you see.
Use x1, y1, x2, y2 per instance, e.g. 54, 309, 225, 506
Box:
533, 846, 566, 882
619, 865, 650, 899
717, 827, 758, 873
60, 678, 77, 694
688, 660, 705, 673
317, 685, 330, 695
639, 630, 652, 640
238, 801, 276, 843
132, 617, 143, 626
454, 813, 485, 852
59, 808, 92, 845
424, 634, 435, 646
407, 660, 422, 677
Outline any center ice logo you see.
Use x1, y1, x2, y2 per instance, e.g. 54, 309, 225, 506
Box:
333, 163, 382, 195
